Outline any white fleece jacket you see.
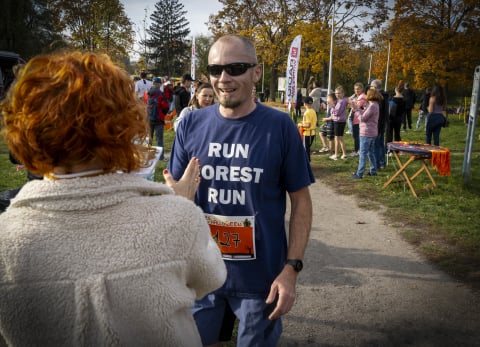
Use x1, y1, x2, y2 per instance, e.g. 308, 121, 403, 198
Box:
0, 173, 226, 346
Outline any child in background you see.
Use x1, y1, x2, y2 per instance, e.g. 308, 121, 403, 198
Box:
297, 96, 317, 162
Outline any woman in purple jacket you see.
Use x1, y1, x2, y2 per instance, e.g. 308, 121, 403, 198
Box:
351, 88, 383, 179
323, 86, 349, 160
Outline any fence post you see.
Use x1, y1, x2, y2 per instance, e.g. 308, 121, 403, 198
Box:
462, 66, 480, 184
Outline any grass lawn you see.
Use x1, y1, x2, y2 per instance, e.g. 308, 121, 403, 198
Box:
1, 104, 479, 289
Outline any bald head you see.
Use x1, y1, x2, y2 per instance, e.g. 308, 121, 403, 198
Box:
370, 79, 383, 90
209, 35, 258, 64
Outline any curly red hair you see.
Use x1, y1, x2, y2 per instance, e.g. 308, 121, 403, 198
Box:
1, 51, 149, 175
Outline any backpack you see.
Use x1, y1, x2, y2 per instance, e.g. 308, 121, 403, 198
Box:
147, 90, 170, 122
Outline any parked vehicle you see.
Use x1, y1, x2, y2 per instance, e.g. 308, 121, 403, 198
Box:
0, 51, 25, 99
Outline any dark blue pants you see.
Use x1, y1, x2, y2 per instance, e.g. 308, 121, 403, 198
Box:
425, 113, 444, 146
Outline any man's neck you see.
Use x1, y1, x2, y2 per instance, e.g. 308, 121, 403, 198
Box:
219, 101, 257, 119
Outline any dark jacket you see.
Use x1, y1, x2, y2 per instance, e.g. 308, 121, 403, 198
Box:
389, 97, 406, 123
378, 90, 389, 133
295, 91, 303, 110
402, 88, 416, 110
174, 86, 191, 114
419, 92, 431, 113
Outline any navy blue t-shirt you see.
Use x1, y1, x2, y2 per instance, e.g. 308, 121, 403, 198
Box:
168, 103, 314, 298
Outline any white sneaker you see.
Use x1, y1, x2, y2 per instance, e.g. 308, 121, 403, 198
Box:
349, 152, 359, 157
319, 147, 329, 153
329, 155, 338, 160
341, 155, 348, 160
345, 131, 352, 135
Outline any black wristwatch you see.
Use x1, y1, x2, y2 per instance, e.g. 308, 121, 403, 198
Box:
285, 259, 303, 273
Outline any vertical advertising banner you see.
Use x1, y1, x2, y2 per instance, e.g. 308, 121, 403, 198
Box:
191, 37, 196, 97
285, 35, 302, 110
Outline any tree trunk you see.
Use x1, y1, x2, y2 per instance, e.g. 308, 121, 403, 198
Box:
269, 65, 278, 102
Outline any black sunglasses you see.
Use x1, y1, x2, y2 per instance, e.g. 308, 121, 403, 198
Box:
207, 63, 257, 77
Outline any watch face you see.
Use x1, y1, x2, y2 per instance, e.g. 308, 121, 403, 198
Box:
287, 259, 303, 272
295, 260, 303, 272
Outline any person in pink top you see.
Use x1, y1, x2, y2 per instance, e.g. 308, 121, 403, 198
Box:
347, 82, 367, 156
323, 85, 348, 160
351, 88, 383, 179
425, 83, 447, 145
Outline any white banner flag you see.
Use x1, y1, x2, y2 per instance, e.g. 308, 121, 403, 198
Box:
285, 35, 302, 111
191, 37, 196, 97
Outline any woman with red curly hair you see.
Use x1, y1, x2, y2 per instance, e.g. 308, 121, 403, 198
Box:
0, 51, 226, 345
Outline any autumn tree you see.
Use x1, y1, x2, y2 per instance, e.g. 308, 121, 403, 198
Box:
370, 0, 480, 97
208, 0, 388, 101
146, 0, 191, 77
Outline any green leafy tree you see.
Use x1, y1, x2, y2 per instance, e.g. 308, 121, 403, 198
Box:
193, 35, 214, 79
56, 0, 134, 62
0, 0, 65, 58
146, 0, 191, 77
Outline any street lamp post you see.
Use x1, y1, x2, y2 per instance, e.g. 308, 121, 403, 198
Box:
326, 0, 335, 115
262, 62, 265, 94
385, 33, 393, 92
368, 53, 373, 84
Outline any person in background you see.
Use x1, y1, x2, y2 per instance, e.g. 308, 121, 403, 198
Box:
174, 82, 215, 131
295, 88, 304, 121
168, 34, 314, 347
347, 82, 367, 157
369, 79, 389, 170
386, 86, 406, 144
252, 86, 258, 103
351, 88, 382, 179
323, 85, 348, 160
147, 77, 170, 161
0, 51, 226, 346
264, 87, 270, 102
416, 87, 432, 131
425, 83, 447, 146
308, 80, 323, 115
298, 96, 317, 162
319, 94, 335, 154
163, 76, 174, 105
402, 82, 416, 131
134, 71, 152, 101
199, 73, 209, 83
174, 73, 194, 115
346, 94, 355, 135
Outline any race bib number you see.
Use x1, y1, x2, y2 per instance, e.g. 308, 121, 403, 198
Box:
205, 214, 256, 260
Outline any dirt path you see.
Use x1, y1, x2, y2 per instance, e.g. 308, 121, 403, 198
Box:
280, 180, 480, 346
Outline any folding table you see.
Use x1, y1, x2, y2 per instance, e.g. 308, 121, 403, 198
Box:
383, 142, 450, 197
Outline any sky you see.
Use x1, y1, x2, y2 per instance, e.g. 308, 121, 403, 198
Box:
121, 0, 223, 37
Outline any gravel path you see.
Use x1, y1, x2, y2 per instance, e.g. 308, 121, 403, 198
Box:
279, 180, 480, 347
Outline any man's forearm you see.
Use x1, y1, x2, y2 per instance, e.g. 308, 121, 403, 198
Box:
287, 186, 312, 259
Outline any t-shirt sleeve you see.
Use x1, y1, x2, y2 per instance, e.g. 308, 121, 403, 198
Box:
167, 120, 190, 181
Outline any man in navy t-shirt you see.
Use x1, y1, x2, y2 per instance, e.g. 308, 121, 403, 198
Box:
168, 34, 314, 346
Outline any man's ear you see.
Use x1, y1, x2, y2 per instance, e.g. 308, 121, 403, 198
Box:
253, 64, 262, 83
